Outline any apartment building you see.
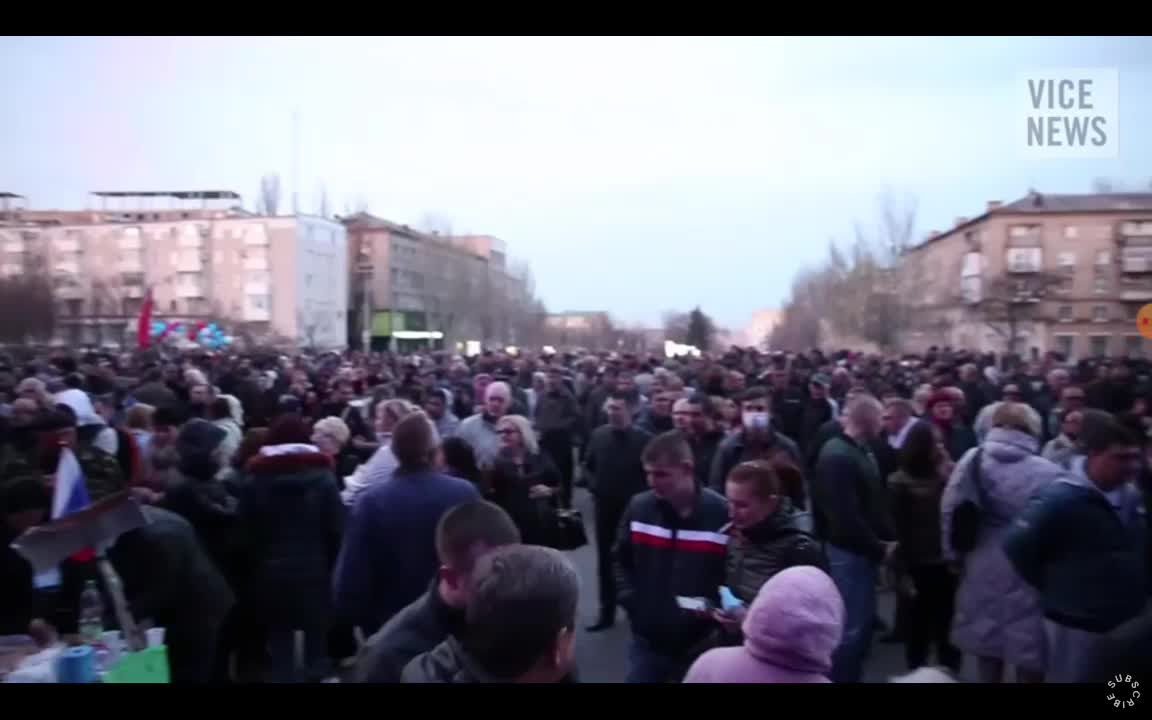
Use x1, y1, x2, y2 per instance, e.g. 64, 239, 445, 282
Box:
901, 192, 1152, 358
0, 191, 348, 348
343, 213, 533, 351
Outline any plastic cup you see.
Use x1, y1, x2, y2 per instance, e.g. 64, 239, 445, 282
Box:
145, 627, 166, 648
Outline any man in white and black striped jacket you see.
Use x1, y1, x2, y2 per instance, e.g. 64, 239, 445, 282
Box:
613, 431, 729, 683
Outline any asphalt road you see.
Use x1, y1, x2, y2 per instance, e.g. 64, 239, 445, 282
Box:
564, 488, 975, 683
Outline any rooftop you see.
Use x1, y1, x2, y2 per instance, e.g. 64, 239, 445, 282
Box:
90, 190, 241, 200
909, 191, 1152, 252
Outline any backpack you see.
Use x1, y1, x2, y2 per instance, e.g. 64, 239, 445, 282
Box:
949, 449, 986, 555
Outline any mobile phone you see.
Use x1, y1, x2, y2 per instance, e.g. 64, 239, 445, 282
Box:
675, 596, 712, 612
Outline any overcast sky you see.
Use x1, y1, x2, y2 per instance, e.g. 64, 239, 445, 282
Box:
2, 36, 1150, 329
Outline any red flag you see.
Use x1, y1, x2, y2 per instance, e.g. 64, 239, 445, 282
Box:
137, 289, 154, 350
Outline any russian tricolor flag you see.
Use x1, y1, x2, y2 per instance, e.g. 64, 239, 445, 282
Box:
52, 448, 92, 520
34, 448, 94, 587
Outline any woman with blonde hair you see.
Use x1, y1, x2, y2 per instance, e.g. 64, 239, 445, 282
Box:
941, 401, 1064, 683
486, 414, 561, 545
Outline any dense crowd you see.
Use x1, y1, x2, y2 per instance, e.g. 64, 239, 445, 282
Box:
0, 345, 1149, 684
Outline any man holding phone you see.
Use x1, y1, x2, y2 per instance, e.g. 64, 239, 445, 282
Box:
614, 431, 729, 683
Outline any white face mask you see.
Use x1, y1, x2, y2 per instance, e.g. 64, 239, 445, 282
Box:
742, 411, 770, 431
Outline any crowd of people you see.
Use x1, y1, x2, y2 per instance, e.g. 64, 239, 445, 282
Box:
0, 344, 1148, 684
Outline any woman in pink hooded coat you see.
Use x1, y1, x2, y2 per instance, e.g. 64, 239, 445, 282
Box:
683, 566, 845, 684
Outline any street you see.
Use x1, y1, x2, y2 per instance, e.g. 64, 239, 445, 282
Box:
565, 488, 974, 683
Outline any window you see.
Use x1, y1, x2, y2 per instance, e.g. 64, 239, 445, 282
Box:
1006, 247, 1042, 272
122, 299, 142, 317
169, 300, 177, 312
1096, 250, 1111, 265
1090, 336, 1109, 357
959, 276, 980, 303
1126, 336, 1145, 358
1054, 335, 1075, 358
248, 294, 270, 311
1092, 305, 1109, 322
1094, 273, 1109, 294
119, 229, 142, 249
1064, 225, 1078, 239
66, 299, 82, 317
1058, 305, 1074, 322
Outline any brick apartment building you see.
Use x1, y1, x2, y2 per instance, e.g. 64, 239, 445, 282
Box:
342, 213, 536, 352
0, 191, 348, 348
900, 192, 1152, 358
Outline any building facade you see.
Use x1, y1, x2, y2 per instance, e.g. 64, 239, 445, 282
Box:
0, 192, 348, 348
343, 213, 534, 351
900, 192, 1152, 358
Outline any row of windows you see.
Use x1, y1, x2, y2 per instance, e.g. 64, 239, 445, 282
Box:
1052, 334, 1145, 358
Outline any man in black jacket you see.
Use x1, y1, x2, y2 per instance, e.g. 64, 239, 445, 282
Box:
708, 387, 802, 492
812, 394, 895, 683
534, 367, 581, 506
674, 393, 726, 489
615, 431, 729, 683
402, 545, 580, 683
353, 500, 521, 683
583, 392, 652, 632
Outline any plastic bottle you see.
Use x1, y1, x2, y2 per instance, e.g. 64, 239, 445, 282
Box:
78, 580, 104, 645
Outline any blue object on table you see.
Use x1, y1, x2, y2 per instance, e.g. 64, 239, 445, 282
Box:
57, 645, 97, 684
719, 586, 745, 612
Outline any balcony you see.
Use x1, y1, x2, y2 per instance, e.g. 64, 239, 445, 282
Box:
1121, 289, 1152, 302
1005, 247, 1043, 274
1120, 245, 1152, 274
242, 255, 269, 270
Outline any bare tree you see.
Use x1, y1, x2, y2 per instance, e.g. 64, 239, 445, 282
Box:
967, 271, 1064, 354
770, 192, 917, 352
258, 173, 282, 216
0, 249, 55, 344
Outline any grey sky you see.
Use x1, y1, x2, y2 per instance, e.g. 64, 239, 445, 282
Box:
2, 36, 1150, 329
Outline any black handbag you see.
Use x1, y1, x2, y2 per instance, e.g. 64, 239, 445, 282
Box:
950, 449, 986, 555
538, 502, 589, 551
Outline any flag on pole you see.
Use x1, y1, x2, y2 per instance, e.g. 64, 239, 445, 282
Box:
34, 447, 93, 587
54, 446, 95, 566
